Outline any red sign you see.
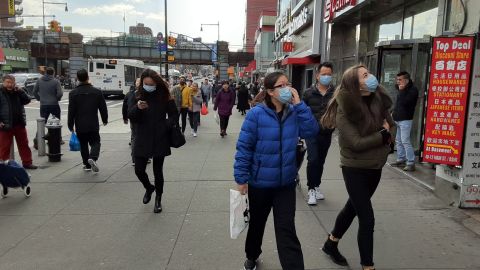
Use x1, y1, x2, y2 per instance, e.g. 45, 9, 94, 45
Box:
324, 0, 357, 22
422, 36, 475, 166
282, 42, 294, 52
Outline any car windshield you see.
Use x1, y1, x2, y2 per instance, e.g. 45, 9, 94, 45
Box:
12, 75, 27, 84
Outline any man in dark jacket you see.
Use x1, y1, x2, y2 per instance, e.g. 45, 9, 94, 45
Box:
390, 71, 418, 171
68, 69, 108, 172
0, 75, 37, 169
302, 62, 335, 205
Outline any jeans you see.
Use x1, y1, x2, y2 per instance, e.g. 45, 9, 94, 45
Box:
40, 105, 61, 120
395, 120, 415, 165
306, 133, 332, 190
331, 167, 381, 267
135, 156, 165, 194
188, 111, 200, 133
180, 108, 189, 133
219, 115, 230, 132
246, 185, 304, 269
203, 92, 211, 106
0, 125, 33, 166
76, 131, 101, 166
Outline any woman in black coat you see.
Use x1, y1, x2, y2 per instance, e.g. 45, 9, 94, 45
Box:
128, 69, 179, 213
237, 82, 251, 115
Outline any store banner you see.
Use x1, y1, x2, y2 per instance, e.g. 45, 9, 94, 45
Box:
422, 36, 475, 166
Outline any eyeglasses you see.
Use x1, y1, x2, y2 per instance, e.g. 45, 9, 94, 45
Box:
273, 83, 291, 89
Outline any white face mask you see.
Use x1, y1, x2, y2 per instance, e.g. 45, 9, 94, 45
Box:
143, 85, 156, 92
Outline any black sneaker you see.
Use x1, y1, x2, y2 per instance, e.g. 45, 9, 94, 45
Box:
83, 165, 92, 171
243, 259, 257, 270
322, 236, 348, 266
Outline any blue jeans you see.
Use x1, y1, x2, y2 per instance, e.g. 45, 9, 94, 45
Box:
395, 120, 415, 165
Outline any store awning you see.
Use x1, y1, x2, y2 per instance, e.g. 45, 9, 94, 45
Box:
281, 50, 320, 66
244, 60, 257, 73
0, 48, 6, 65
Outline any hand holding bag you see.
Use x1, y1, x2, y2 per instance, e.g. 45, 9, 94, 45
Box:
230, 189, 249, 239
201, 103, 209, 115
69, 132, 80, 151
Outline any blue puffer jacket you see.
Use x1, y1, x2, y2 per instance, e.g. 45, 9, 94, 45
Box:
234, 101, 319, 188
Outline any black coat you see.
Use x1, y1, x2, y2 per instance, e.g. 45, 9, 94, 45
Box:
128, 92, 179, 158
392, 81, 419, 121
303, 85, 335, 134
236, 87, 251, 111
122, 90, 136, 121
68, 83, 108, 133
0, 87, 30, 131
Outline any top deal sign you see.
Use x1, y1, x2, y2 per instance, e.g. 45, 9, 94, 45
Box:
422, 36, 475, 166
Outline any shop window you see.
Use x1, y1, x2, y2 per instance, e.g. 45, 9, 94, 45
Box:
378, 9, 403, 42
403, 1, 438, 39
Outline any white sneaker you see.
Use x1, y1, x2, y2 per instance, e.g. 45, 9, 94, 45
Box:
88, 159, 99, 173
191, 130, 195, 136
315, 187, 325, 200
193, 132, 197, 137
307, 189, 317, 205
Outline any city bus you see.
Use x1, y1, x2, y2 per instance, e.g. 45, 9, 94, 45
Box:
87, 58, 146, 97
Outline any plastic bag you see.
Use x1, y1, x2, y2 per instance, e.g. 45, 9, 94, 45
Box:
214, 112, 220, 125
230, 189, 249, 239
69, 132, 80, 151
201, 103, 209, 115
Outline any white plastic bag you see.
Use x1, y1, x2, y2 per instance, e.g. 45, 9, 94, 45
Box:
230, 189, 249, 239
214, 111, 220, 125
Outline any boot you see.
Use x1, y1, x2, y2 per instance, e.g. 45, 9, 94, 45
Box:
322, 235, 348, 266
154, 194, 162, 213
143, 186, 155, 204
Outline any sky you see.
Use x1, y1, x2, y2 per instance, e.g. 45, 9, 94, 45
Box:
21, 0, 247, 50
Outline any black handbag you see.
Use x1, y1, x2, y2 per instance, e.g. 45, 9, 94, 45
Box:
167, 119, 186, 148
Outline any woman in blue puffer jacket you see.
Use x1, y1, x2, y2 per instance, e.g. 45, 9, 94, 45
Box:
234, 71, 319, 270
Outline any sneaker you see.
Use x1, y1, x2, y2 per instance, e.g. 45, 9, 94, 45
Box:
23, 164, 38, 170
307, 189, 317, 205
243, 259, 257, 270
147, 158, 152, 164
403, 164, 416, 171
390, 160, 406, 167
315, 186, 325, 200
83, 165, 92, 171
88, 159, 99, 173
191, 130, 195, 136
193, 132, 197, 137
322, 236, 348, 266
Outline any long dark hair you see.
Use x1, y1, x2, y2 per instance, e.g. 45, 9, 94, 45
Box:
254, 71, 286, 110
135, 69, 171, 103
321, 64, 391, 136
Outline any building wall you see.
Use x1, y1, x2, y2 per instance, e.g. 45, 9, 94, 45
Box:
245, 0, 277, 53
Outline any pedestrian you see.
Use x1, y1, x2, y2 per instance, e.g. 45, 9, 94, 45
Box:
170, 76, 183, 116
201, 78, 212, 107
68, 69, 108, 173
213, 81, 235, 137
0, 75, 38, 169
236, 82, 251, 115
33, 67, 63, 148
171, 77, 191, 134
390, 71, 418, 171
320, 64, 394, 270
250, 81, 260, 97
128, 69, 179, 213
188, 82, 203, 137
234, 71, 319, 270
123, 78, 140, 165
302, 62, 335, 205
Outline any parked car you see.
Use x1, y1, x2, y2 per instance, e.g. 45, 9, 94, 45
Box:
10, 73, 42, 98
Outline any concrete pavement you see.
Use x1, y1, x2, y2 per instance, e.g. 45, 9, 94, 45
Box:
1, 101, 480, 270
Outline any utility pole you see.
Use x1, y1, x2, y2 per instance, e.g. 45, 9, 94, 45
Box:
164, 0, 168, 78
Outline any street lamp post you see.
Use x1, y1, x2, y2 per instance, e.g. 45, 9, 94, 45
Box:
200, 21, 220, 42
42, 1, 68, 67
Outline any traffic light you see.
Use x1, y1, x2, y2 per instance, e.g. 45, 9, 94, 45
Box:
49, 20, 55, 31
168, 36, 176, 47
48, 20, 61, 32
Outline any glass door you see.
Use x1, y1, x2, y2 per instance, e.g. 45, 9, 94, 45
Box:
380, 49, 412, 104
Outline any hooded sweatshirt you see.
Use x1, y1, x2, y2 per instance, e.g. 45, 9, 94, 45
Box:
33, 75, 63, 106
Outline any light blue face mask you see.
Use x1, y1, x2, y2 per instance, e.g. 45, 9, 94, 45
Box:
278, 87, 292, 104
365, 74, 379, 92
143, 85, 156, 92
319, 75, 332, 86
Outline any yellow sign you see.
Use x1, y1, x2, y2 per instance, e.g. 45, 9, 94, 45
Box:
8, 0, 15, 16
426, 144, 459, 155
168, 55, 175, 61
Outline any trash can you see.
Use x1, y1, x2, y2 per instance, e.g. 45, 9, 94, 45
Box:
45, 117, 63, 162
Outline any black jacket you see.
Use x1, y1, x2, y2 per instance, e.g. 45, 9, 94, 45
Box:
128, 92, 179, 158
392, 81, 419, 121
303, 85, 335, 134
68, 83, 108, 133
0, 87, 30, 131
122, 90, 136, 121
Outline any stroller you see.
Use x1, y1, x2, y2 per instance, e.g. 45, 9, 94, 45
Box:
0, 160, 32, 198
295, 139, 307, 187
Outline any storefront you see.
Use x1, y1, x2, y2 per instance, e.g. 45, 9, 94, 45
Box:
0, 48, 29, 75
274, 0, 325, 94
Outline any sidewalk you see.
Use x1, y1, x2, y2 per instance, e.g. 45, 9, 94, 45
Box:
0, 109, 479, 270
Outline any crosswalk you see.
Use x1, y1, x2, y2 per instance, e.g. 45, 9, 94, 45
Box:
26, 99, 124, 110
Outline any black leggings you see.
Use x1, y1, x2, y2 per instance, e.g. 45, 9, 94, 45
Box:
219, 115, 230, 131
331, 166, 381, 267
180, 108, 189, 133
134, 156, 165, 194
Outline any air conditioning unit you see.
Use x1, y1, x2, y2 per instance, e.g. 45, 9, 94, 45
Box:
15, 6, 23, 16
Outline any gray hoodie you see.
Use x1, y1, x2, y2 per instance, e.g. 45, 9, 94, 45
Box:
33, 75, 63, 106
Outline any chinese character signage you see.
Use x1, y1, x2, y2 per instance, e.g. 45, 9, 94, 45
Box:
422, 36, 475, 166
